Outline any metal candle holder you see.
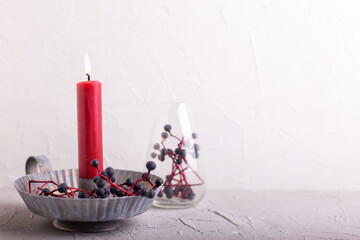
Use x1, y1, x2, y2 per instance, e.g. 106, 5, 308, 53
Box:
14, 155, 161, 232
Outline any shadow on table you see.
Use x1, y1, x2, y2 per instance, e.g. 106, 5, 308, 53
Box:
0, 203, 136, 239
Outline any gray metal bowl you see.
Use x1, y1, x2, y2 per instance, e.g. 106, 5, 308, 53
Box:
14, 156, 160, 231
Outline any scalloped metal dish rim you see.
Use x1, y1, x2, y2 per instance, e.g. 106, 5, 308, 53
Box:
14, 168, 161, 222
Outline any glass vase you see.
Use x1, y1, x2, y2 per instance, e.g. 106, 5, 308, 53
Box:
146, 102, 205, 208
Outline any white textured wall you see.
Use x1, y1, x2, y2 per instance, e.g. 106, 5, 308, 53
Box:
2, 0, 360, 190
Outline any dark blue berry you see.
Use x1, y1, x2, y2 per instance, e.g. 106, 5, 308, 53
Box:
146, 161, 156, 171
41, 188, 50, 196
155, 178, 163, 187
151, 152, 157, 158
158, 155, 165, 161
174, 189, 181, 196
161, 132, 169, 138
161, 148, 168, 156
178, 149, 186, 158
164, 187, 172, 195
95, 188, 105, 197
100, 171, 108, 178
93, 176, 100, 183
166, 193, 173, 199
110, 186, 117, 194
104, 188, 110, 196
157, 192, 163, 198
153, 143, 160, 150
164, 124, 172, 132
188, 192, 195, 200
175, 148, 180, 154
58, 183, 68, 193
115, 189, 124, 197
105, 167, 114, 177
148, 189, 155, 198
110, 176, 116, 183
192, 133, 198, 139
96, 179, 106, 188
133, 183, 143, 191
125, 178, 135, 187
176, 158, 183, 165
78, 191, 88, 198
140, 188, 149, 196
91, 159, 99, 168
166, 175, 170, 180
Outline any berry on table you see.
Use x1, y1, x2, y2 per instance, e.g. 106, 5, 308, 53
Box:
176, 158, 183, 165
192, 133, 198, 139
146, 161, 156, 171
157, 192, 163, 198
151, 152, 157, 158
153, 143, 160, 150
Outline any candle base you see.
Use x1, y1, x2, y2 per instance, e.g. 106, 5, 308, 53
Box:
78, 178, 94, 191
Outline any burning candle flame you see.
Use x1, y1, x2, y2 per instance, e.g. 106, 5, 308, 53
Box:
85, 54, 91, 80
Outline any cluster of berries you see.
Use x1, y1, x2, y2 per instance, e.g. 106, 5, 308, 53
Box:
28, 160, 163, 199
151, 124, 203, 201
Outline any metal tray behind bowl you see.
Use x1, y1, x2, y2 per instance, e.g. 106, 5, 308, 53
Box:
14, 156, 160, 232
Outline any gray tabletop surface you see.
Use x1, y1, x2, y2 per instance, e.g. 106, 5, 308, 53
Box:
2, 187, 360, 239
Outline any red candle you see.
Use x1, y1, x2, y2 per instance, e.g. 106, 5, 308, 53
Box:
77, 54, 103, 179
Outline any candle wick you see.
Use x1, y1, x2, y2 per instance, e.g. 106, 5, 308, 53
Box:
86, 74, 91, 81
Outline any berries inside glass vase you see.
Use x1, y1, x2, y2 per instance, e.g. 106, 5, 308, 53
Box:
151, 124, 204, 201
28, 160, 163, 199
